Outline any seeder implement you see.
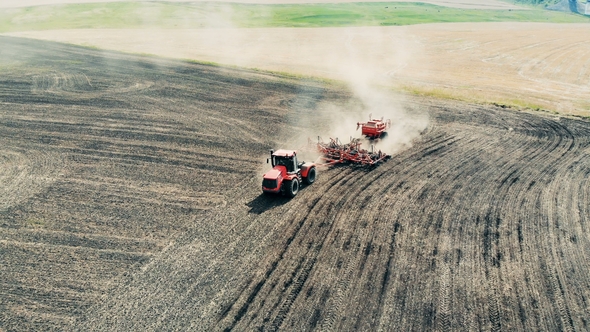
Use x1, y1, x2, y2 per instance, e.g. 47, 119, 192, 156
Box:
357, 114, 391, 140
311, 137, 390, 167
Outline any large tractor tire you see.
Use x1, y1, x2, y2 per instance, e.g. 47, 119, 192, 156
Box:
304, 167, 316, 185
285, 178, 299, 198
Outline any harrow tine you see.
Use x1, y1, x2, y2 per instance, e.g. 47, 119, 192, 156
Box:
312, 134, 390, 168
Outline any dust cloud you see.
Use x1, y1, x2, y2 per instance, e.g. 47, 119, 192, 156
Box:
252, 26, 430, 157
170, 9, 429, 157
314, 28, 429, 155
5, 1, 430, 156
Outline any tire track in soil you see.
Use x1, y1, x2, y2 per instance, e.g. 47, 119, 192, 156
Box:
488, 116, 575, 330
518, 119, 581, 331
152, 173, 343, 330
288, 167, 409, 330
343, 132, 464, 331
373, 128, 493, 330
0, 146, 63, 212
373, 102, 589, 331
298, 165, 405, 331
436, 259, 452, 332
227, 141, 426, 327
374, 118, 504, 326
539, 136, 582, 332
477, 118, 566, 331
288, 126, 468, 328
428, 136, 506, 331
218, 167, 361, 330
559, 151, 590, 329
317, 241, 357, 331
308, 129, 463, 327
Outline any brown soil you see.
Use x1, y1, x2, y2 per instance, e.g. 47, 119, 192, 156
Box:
1, 36, 590, 331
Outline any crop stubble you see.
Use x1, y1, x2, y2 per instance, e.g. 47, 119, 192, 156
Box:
0, 36, 589, 331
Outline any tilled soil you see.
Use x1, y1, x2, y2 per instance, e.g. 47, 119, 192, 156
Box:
1, 36, 589, 331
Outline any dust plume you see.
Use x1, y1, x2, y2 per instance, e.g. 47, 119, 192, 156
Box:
320, 27, 429, 155
5, 2, 429, 157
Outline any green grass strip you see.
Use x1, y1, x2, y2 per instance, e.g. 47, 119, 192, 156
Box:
0, 1, 588, 33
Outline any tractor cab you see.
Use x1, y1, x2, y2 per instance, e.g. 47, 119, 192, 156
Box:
271, 149, 298, 174
262, 149, 317, 198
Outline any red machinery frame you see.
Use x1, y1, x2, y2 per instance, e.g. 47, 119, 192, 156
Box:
357, 115, 391, 139
311, 137, 390, 167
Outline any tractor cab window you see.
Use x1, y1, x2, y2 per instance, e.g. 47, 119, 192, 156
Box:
274, 156, 296, 173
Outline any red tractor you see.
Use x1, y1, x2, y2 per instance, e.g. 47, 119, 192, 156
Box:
262, 149, 316, 197
357, 115, 391, 139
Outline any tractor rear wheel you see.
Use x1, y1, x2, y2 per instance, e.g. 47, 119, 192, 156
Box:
285, 178, 299, 198
304, 167, 316, 185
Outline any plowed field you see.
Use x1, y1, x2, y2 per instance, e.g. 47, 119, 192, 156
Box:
1, 36, 589, 331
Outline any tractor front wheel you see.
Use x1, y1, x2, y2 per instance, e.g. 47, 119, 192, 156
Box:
285, 178, 299, 198
304, 167, 316, 185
